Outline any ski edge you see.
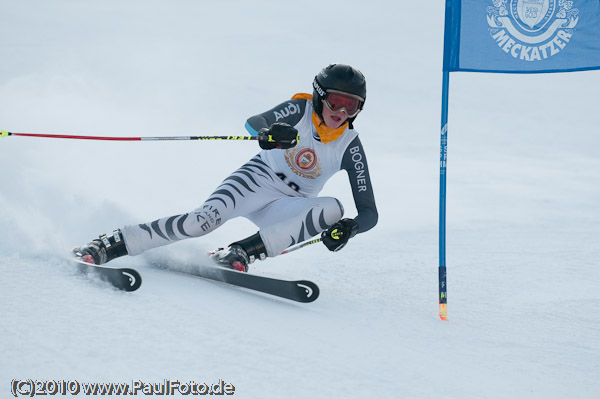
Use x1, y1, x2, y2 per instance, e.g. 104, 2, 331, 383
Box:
163, 264, 319, 303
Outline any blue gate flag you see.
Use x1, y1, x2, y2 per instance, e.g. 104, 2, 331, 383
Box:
444, 0, 600, 73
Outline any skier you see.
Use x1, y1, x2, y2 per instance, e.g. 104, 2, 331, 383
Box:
73, 64, 378, 272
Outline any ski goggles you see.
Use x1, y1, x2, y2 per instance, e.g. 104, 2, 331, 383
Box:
323, 90, 364, 117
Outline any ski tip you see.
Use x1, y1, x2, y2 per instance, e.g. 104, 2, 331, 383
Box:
439, 303, 448, 321
71, 257, 142, 292
296, 280, 320, 303
119, 268, 142, 291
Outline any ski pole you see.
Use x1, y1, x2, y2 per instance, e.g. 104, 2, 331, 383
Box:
281, 238, 322, 255
0, 130, 257, 142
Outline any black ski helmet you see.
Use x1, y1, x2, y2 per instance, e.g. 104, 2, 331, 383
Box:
312, 64, 366, 128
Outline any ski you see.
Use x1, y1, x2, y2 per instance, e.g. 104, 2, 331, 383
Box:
73, 258, 142, 292
161, 263, 319, 303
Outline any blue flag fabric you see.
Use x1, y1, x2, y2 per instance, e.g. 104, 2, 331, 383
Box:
444, 0, 600, 73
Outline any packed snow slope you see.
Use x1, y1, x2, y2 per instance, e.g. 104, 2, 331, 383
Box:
1, 1, 599, 398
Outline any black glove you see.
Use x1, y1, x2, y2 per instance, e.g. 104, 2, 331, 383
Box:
258, 123, 299, 150
321, 218, 359, 252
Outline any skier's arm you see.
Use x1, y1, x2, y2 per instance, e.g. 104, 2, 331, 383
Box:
245, 99, 308, 136
340, 136, 378, 234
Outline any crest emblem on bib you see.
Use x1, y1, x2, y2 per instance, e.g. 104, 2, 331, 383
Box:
487, 0, 579, 61
285, 147, 322, 179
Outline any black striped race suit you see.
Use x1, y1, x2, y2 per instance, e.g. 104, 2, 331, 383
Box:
122, 97, 378, 258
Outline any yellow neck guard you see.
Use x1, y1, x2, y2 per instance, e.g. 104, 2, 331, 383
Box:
292, 93, 348, 144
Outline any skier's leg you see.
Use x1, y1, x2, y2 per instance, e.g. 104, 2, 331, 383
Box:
74, 200, 240, 265
246, 196, 344, 257
207, 196, 344, 271
122, 175, 279, 256
76, 156, 284, 264
121, 205, 229, 256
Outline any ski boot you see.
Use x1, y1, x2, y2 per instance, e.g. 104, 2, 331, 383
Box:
210, 232, 267, 272
72, 229, 128, 265
210, 245, 251, 272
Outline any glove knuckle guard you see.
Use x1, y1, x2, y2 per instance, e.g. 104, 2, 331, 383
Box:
321, 219, 358, 252
258, 123, 298, 150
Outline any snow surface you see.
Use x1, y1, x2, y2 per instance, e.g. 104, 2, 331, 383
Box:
1, 1, 599, 398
